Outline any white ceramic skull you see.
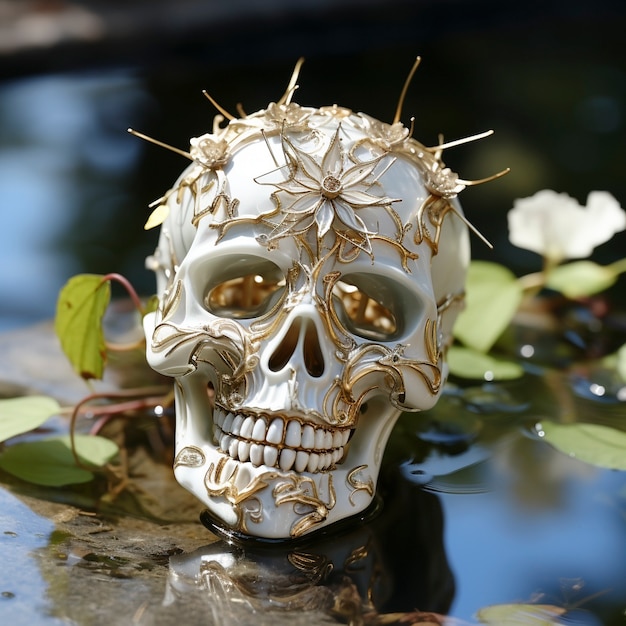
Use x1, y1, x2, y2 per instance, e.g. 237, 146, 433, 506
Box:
142, 75, 475, 540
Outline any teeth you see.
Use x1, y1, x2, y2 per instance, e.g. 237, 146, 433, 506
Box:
213, 409, 352, 473
222, 412, 234, 433
252, 419, 266, 442
266, 418, 283, 445
238, 441, 250, 462
263, 446, 278, 467
307, 453, 320, 473
285, 421, 301, 447
279, 448, 296, 471
295, 451, 309, 472
301, 425, 315, 448
250, 443, 264, 466
240, 416, 255, 439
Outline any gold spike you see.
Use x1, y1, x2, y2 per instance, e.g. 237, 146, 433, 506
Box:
393, 56, 421, 125
459, 167, 511, 186
236, 102, 247, 118
202, 90, 236, 121
450, 206, 494, 249
426, 129, 494, 153
278, 57, 305, 106
261, 129, 280, 167
127, 128, 192, 160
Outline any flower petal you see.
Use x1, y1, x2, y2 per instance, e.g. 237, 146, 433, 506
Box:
283, 136, 322, 184
315, 201, 335, 236
340, 158, 383, 187
334, 199, 372, 235
283, 194, 322, 215
508, 190, 593, 261
320, 127, 343, 176
341, 189, 395, 208
585, 191, 626, 245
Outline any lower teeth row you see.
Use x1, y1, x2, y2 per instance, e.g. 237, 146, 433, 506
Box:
214, 426, 344, 473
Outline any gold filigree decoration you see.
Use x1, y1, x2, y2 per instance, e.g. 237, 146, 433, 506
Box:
331, 319, 442, 418
273, 473, 336, 538
413, 195, 456, 254
173, 445, 206, 468
159, 278, 182, 321
346, 465, 375, 505
254, 127, 400, 258
204, 458, 335, 537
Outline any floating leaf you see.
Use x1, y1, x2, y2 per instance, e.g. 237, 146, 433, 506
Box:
477, 603, 565, 625
537, 421, 626, 470
545, 260, 618, 298
55, 274, 111, 380
448, 345, 524, 381
0, 396, 61, 443
0, 435, 119, 486
453, 261, 524, 353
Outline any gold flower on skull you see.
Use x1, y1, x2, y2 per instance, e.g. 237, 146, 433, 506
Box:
257, 127, 398, 252
190, 134, 230, 170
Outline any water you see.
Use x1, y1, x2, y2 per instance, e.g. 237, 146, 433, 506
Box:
1, 30, 626, 623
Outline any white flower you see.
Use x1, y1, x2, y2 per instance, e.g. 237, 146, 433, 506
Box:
507, 189, 626, 263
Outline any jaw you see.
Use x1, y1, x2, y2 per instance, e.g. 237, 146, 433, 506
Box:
172, 393, 401, 540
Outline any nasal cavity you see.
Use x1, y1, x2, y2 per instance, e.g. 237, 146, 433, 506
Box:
268, 319, 325, 378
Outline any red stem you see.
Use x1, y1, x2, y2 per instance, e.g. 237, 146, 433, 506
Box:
101, 273, 145, 315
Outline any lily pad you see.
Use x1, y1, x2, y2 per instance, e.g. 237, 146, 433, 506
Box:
545, 260, 619, 298
448, 345, 524, 381
0, 435, 119, 486
536, 421, 626, 470
477, 603, 565, 625
0, 396, 61, 443
453, 261, 524, 353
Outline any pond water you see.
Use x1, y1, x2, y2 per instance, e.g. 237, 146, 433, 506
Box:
1, 31, 626, 624
0, 317, 625, 624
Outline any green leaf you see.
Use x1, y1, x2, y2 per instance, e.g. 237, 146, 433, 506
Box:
477, 603, 565, 625
0, 396, 61, 443
537, 421, 626, 470
143, 294, 160, 316
448, 345, 524, 380
453, 261, 524, 353
0, 435, 119, 486
545, 260, 619, 298
55, 274, 111, 380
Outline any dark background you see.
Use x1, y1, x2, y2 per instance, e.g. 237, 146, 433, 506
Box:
1, 0, 626, 328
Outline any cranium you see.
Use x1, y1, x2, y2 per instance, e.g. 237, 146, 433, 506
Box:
141, 60, 486, 540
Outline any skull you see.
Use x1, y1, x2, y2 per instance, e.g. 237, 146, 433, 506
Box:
142, 84, 473, 540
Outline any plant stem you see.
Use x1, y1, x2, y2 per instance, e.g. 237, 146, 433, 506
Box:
101, 273, 145, 316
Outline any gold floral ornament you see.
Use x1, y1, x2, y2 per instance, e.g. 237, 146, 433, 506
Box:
189, 134, 230, 170
128, 129, 231, 231
263, 102, 311, 131
255, 127, 399, 256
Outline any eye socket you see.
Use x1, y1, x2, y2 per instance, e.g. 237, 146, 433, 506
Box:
332, 273, 408, 341
204, 258, 286, 319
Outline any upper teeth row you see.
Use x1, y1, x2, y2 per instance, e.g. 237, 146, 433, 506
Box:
212, 410, 351, 473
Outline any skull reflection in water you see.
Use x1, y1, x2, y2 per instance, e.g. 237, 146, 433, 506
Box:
141, 60, 493, 540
